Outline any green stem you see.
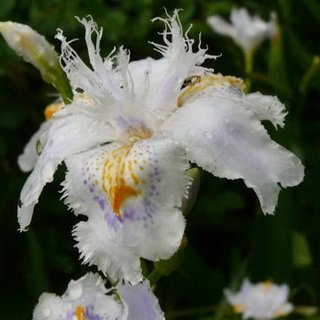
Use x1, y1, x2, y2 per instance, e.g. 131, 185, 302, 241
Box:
54, 71, 73, 104
148, 268, 163, 286
299, 55, 320, 94
244, 49, 254, 93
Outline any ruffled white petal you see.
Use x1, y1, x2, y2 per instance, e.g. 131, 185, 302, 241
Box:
56, 17, 123, 106
162, 96, 304, 214
62, 137, 190, 283
149, 10, 217, 114
18, 120, 52, 172
246, 92, 287, 128
117, 280, 165, 320
33, 273, 123, 320
18, 108, 115, 231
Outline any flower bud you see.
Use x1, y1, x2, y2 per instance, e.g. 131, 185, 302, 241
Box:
0, 21, 72, 103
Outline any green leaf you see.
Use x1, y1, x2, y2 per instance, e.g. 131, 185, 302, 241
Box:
293, 232, 312, 268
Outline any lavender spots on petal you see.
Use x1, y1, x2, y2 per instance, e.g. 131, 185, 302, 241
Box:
93, 195, 105, 211
123, 209, 136, 221
105, 212, 123, 231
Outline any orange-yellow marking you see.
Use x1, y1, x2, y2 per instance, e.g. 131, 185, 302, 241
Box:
102, 144, 141, 217
44, 93, 96, 121
177, 74, 245, 107
262, 280, 273, 291
100, 126, 153, 217
75, 306, 85, 320
44, 102, 64, 120
233, 304, 246, 313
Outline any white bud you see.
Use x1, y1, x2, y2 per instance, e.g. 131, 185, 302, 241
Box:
0, 21, 59, 72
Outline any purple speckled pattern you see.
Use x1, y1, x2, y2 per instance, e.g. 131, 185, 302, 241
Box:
80, 141, 164, 231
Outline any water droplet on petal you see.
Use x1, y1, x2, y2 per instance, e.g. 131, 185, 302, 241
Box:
68, 282, 83, 299
42, 307, 51, 318
36, 140, 42, 155
129, 136, 140, 143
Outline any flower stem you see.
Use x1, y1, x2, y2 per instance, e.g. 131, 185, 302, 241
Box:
244, 49, 254, 93
299, 55, 320, 94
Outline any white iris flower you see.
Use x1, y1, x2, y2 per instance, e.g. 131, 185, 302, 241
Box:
207, 7, 277, 55
225, 279, 293, 320
33, 273, 164, 320
17, 11, 303, 284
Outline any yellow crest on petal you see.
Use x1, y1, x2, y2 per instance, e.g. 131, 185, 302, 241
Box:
177, 74, 245, 107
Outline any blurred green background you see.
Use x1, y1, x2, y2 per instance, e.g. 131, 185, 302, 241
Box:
0, 0, 319, 319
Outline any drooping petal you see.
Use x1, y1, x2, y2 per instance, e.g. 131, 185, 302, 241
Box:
62, 137, 190, 283
117, 280, 165, 320
33, 273, 123, 320
162, 96, 304, 215
18, 107, 115, 231
18, 120, 52, 172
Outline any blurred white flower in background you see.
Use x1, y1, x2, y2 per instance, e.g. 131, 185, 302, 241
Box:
207, 7, 276, 55
225, 279, 293, 320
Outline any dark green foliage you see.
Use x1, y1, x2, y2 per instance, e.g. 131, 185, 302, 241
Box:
0, 0, 319, 319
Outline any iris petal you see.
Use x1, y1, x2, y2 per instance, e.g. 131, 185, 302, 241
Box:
163, 96, 304, 214
18, 110, 113, 231
63, 138, 190, 283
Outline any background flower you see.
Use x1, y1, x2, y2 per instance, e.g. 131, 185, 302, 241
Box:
33, 273, 164, 320
225, 279, 293, 320
207, 8, 276, 55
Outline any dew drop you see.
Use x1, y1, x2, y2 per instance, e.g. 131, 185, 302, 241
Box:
129, 136, 140, 143
41, 307, 51, 318
36, 140, 42, 155
68, 283, 83, 299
